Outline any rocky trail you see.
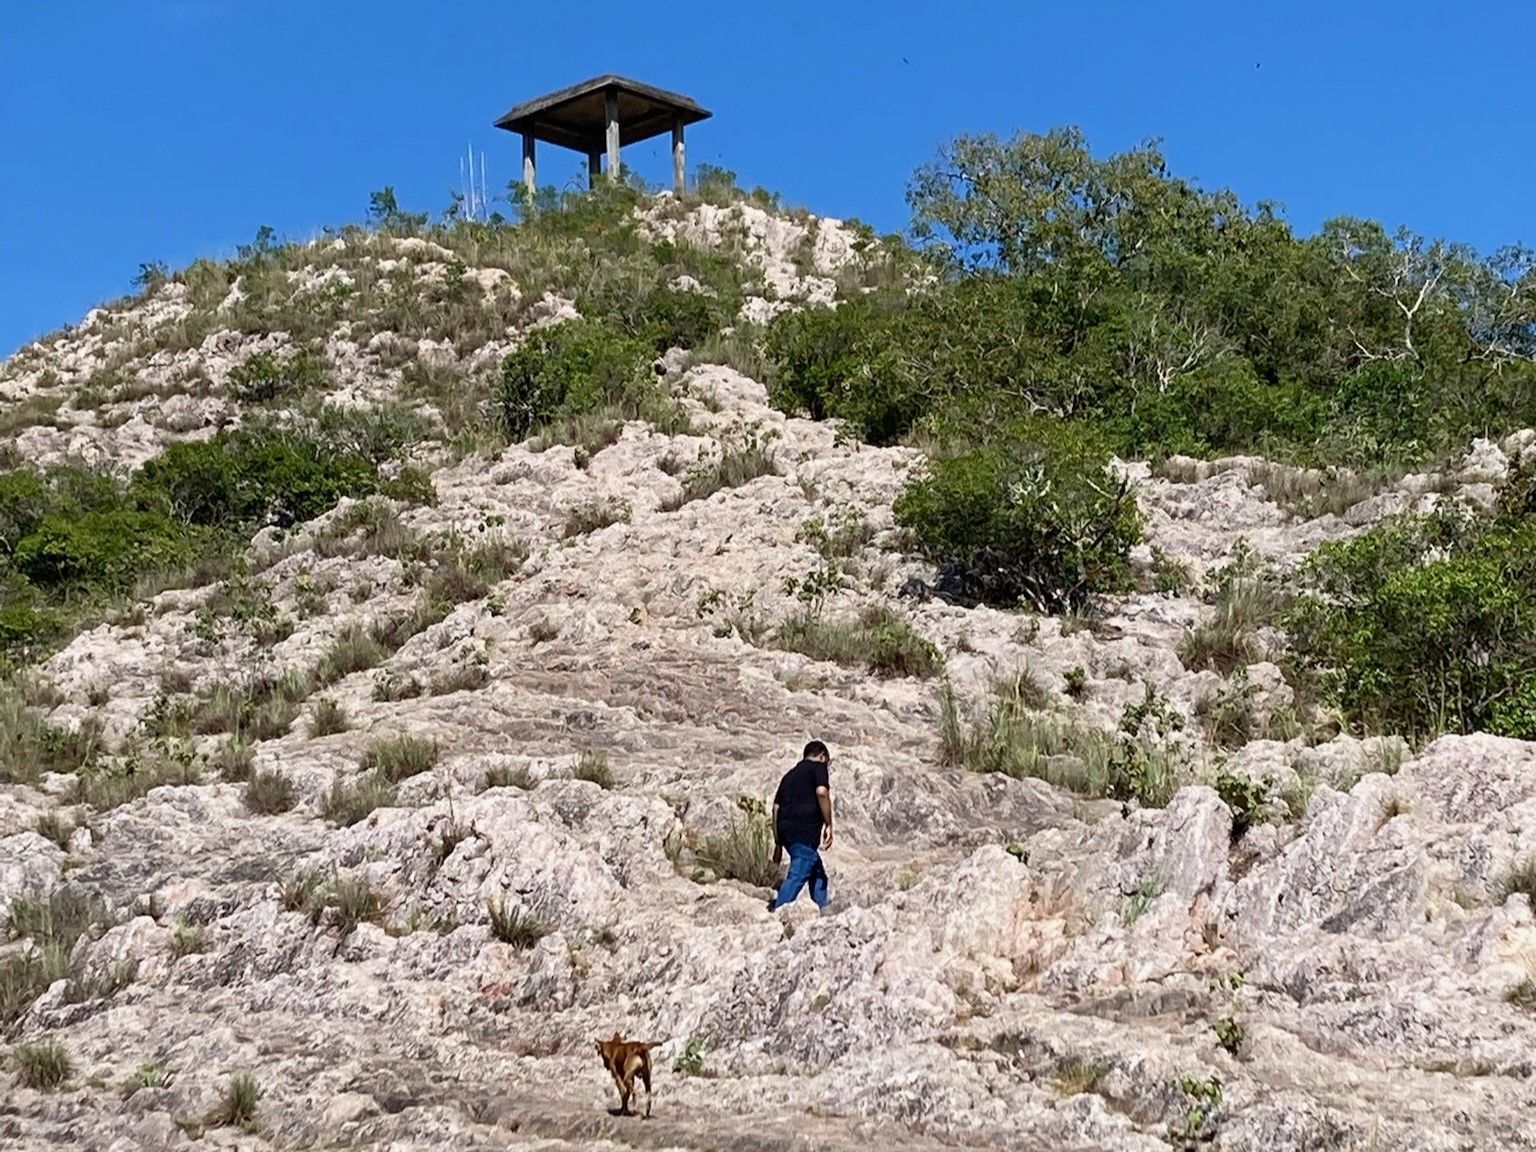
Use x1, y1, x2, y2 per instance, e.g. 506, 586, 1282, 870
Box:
1, 200, 1534, 1151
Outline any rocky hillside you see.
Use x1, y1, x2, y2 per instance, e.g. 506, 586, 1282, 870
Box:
1, 188, 1534, 1152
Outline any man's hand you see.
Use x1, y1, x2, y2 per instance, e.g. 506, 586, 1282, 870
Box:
771, 843, 783, 866
820, 825, 834, 850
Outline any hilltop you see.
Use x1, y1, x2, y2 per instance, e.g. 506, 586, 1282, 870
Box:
1, 150, 1534, 1152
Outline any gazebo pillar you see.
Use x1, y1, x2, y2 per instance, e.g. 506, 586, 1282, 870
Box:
587, 150, 602, 189
521, 132, 536, 199
672, 117, 686, 195
605, 89, 621, 181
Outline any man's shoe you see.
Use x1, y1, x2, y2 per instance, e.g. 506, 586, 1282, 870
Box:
766, 898, 777, 912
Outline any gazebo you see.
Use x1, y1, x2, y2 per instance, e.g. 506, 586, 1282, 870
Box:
494, 74, 711, 196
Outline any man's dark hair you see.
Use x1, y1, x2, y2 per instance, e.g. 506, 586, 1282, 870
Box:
803, 740, 829, 761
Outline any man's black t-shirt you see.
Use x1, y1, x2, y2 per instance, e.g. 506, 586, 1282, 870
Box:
773, 758, 829, 847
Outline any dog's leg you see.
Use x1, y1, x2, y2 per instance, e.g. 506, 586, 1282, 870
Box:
640, 1059, 653, 1120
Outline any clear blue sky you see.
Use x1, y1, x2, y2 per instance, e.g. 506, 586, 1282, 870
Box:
3, 1, 1533, 355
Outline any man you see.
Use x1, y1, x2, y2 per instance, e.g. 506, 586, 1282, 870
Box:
768, 740, 834, 912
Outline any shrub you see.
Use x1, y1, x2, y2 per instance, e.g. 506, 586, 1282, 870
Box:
131, 426, 412, 532
1508, 979, 1536, 1011
320, 770, 396, 826
562, 498, 630, 538
361, 735, 438, 782
495, 320, 651, 441
488, 900, 548, 949
672, 1037, 708, 1077
894, 418, 1141, 613
12, 1037, 71, 1090
245, 769, 296, 815
227, 347, 328, 404
570, 749, 616, 789
1209, 766, 1271, 841
0, 687, 102, 783
941, 677, 1186, 807
776, 605, 942, 679
1286, 510, 1536, 739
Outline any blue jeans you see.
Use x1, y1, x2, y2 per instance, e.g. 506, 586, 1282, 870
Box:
773, 841, 829, 909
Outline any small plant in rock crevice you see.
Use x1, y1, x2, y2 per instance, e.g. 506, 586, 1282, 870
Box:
488, 900, 548, 949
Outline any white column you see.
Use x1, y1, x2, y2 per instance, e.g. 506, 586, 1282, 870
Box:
605, 89, 621, 181
521, 132, 536, 200
672, 117, 686, 195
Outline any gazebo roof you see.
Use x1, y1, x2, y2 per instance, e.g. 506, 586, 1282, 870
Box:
493, 74, 711, 153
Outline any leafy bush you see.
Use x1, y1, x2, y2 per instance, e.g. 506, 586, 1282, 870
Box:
1287, 507, 1536, 739
132, 427, 419, 531
894, 419, 1142, 612
495, 319, 652, 440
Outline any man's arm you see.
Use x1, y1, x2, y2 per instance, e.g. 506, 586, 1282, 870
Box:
771, 802, 783, 864
816, 786, 833, 849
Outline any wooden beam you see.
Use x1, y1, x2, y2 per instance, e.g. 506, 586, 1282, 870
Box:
588, 149, 602, 190
672, 117, 686, 195
521, 131, 536, 201
605, 88, 621, 181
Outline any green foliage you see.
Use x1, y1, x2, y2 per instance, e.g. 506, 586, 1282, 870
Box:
2, 888, 107, 1032
226, 347, 328, 404
760, 127, 1536, 472
320, 770, 396, 826
1499, 857, 1536, 905
894, 418, 1142, 612
1287, 504, 1536, 740
1209, 765, 1272, 841
696, 796, 779, 888
1213, 1015, 1244, 1055
0, 420, 425, 666
208, 1071, 262, 1130
495, 319, 653, 441
132, 426, 419, 531
943, 675, 1186, 807
672, 1037, 708, 1077
360, 735, 438, 783
776, 605, 943, 679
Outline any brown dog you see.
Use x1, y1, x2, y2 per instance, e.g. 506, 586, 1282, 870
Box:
595, 1033, 656, 1118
